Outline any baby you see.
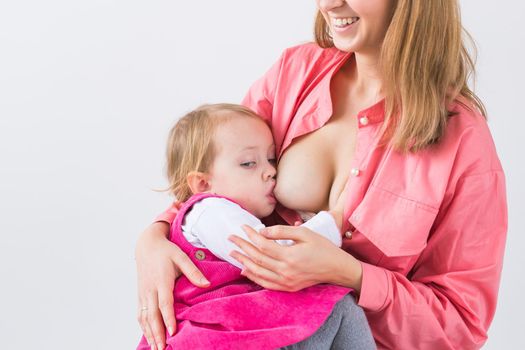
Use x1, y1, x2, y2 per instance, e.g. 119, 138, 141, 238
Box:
137, 103, 373, 350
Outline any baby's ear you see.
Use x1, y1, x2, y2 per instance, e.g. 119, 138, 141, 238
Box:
187, 171, 211, 194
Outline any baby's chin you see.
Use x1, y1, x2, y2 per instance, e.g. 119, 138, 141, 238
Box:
263, 204, 275, 218
256, 203, 277, 219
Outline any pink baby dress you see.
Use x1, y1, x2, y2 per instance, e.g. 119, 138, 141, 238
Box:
137, 193, 350, 350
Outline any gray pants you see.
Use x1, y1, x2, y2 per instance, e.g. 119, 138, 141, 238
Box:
279, 294, 376, 350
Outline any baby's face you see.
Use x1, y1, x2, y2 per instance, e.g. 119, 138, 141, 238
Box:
208, 115, 277, 218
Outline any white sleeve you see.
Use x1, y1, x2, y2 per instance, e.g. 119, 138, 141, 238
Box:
276, 211, 342, 247
188, 198, 265, 269
187, 199, 342, 269
300, 211, 342, 247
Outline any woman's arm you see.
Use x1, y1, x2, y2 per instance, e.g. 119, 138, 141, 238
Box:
229, 170, 507, 349
350, 170, 507, 349
135, 205, 209, 350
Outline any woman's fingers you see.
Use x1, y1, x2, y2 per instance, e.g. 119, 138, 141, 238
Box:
260, 225, 310, 242
135, 223, 207, 349
240, 268, 289, 291
138, 301, 156, 349
230, 249, 283, 283
142, 322, 156, 349
228, 226, 283, 270
151, 245, 208, 339
157, 287, 176, 336
150, 245, 208, 342
173, 248, 210, 288
241, 225, 285, 259
235, 253, 302, 292
145, 292, 165, 350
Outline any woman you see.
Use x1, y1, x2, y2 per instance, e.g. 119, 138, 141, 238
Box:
135, 1, 507, 349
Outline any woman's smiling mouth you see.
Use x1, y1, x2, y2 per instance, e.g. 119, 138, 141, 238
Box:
332, 17, 359, 29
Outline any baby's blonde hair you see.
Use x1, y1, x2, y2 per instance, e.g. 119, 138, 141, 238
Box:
166, 103, 264, 202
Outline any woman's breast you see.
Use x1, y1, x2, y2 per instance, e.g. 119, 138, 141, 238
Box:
274, 117, 357, 213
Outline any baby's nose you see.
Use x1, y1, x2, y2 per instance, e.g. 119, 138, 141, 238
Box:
264, 166, 277, 181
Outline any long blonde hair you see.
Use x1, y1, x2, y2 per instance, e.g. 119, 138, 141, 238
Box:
165, 103, 263, 201
314, 0, 486, 152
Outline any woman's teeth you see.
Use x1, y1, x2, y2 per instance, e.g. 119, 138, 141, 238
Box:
333, 17, 358, 28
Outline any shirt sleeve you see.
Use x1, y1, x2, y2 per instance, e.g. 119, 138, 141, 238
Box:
154, 202, 180, 225
357, 170, 507, 349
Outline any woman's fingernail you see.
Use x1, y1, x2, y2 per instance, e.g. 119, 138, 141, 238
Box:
200, 277, 210, 286
168, 326, 174, 336
157, 343, 164, 350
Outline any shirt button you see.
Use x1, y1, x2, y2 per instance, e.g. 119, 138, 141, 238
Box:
359, 116, 369, 126
344, 231, 353, 239
195, 250, 206, 261
350, 168, 360, 177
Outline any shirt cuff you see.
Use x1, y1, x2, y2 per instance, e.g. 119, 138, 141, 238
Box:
356, 261, 390, 312
154, 203, 179, 224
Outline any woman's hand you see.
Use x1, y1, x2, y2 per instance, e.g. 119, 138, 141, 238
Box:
135, 221, 210, 350
228, 225, 363, 292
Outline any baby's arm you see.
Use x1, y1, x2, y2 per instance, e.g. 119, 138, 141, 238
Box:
184, 198, 263, 269
186, 198, 341, 269
278, 211, 342, 247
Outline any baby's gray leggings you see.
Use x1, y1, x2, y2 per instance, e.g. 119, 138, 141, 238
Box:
279, 294, 376, 350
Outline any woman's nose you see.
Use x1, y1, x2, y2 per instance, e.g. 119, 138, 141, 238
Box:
317, 0, 345, 11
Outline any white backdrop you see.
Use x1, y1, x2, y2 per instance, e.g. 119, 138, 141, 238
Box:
0, 1, 523, 349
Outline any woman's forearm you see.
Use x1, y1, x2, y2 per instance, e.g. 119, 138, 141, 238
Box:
328, 249, 364, 293
135, 221, 171, 257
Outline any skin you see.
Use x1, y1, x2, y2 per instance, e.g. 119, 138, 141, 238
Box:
204, 117, 277, 218
135, 1, 396, 349
202, 116, 278, 219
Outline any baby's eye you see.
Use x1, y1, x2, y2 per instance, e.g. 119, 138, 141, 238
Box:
240, 161, 256, 168
268, 158, 277, 165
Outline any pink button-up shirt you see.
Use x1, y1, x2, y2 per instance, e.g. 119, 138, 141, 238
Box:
158, 43, 507, 349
